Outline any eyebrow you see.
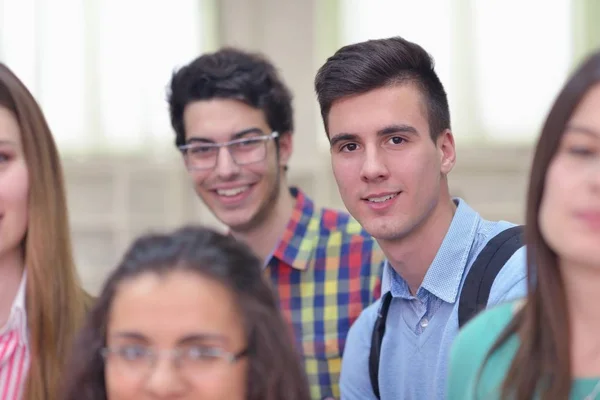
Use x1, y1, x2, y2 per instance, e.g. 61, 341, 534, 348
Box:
187, 127, 265, 144
176, 334, 228, 346
329, 124, 419, 148
109, 332, 228, 346
0, 139, 16, 146
566, 124, 600, 138
109, 332, 150, 342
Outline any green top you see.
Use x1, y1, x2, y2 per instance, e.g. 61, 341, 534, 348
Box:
447, 301, 600, 399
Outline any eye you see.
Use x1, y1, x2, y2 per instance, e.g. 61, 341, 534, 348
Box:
340, 143, 359, 152
117, 345, 150, 361
568, 146, 595, 157
388, 136, 405, 145
189, 145, 215, 156
0, 152, 11, 163
233, 138, 262, 150
184, 346, 222, 361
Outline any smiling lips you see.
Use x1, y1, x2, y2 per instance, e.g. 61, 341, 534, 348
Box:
215, 185, 250, 197
363, 192, 400, 203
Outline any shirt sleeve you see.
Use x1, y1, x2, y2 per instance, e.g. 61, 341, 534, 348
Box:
340, 302, 380, 400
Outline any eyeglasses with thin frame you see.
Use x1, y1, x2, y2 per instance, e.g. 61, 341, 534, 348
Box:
178, 131, 279, 171
101, 343, 249, 380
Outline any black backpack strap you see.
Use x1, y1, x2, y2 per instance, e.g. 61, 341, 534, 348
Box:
368, 291, 393, 399
458, 225, 524, 327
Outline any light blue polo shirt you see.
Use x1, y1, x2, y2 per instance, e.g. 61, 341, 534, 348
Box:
339, 199, 528, 400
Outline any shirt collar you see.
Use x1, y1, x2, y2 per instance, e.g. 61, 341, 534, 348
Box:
1, 270, 28, 346
389, 198, 481, 303
270, 187, 319, 271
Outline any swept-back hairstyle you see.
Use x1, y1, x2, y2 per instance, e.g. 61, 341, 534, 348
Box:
314, 36, 450, 140
0, 63, 89, 399
481, 51, 600, 399
62, 226, 311, 400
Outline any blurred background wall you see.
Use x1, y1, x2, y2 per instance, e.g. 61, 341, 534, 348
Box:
1, 0, 599, 293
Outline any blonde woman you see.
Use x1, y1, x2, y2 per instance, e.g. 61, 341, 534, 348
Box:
0, 63, 90, 399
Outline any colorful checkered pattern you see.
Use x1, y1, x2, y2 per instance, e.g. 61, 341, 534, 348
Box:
266, 187, 384, 400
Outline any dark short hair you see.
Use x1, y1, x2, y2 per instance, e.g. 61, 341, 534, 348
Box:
61, 226, 311, 400
314, 36, 450, 140
167, 47, 294, 147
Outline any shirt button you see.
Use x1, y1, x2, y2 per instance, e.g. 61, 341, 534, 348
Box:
420, 318, 429, 329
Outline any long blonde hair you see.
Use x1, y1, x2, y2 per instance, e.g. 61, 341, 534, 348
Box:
0, 63, 90, 399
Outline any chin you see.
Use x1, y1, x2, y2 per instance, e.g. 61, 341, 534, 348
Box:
365, 226, 402, 242
566, 249, 600, 270
359, 219, 404, 241
219, 212, 259, 232
219, 216, 252, 230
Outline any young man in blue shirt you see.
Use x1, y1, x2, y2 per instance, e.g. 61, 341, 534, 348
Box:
314, 36, 528, 399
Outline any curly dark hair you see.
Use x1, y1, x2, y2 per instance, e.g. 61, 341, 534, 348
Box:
61, 226, 311, 400
167, 47, 294, 147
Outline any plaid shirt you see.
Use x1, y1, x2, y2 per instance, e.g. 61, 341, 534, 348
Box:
266, 187, 384, 400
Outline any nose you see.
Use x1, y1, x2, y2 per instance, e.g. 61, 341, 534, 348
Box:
360, 146, 389, 183
214, 146, 241, 180
144, 357, 186, 398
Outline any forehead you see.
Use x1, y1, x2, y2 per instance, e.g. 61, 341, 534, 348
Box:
183, 98, 270, 140
327, 83, 429, 137
0, 106, 22, 143
108, 271, 241, 335
569, 84, 600, 128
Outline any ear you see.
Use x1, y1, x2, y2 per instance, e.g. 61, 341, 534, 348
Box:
277, 131, 293, 167
437, 129, 456, 175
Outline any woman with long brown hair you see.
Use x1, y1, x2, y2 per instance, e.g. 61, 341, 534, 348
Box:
62, 226, 311, 400
0, 63, 89, 399
447, 50, 600, 399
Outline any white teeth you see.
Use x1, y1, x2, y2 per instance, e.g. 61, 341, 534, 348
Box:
217, 186, 249, 197
367, 193, 397, 203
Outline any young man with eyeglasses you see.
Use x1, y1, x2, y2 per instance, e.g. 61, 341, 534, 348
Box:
166, 48, 384, 400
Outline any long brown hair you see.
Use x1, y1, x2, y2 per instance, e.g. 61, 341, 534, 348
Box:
480, 51, 600, 399
62, 226, 311, 400
0, 63, 90, 399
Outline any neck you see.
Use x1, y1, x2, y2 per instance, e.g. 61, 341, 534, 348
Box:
231, 185, 295, 263
562, 260, 600, 377
379, 196, 456, 294
0, 248, 25, 328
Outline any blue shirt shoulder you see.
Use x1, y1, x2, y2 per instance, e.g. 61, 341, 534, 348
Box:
340, 199, 527, 400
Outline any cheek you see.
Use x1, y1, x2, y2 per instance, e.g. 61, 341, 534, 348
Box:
190, 170, 209, 189
229, 359, 248, 397
538, 162, 570, 244
248, 161, 271, 177
1, 161, 29, 201
0, 162, 30, 229
410, 150, 441, 187
203, 359, 247, 398
331, 158, 356, 188
244, 162, 277, 191
105, 365, 140, 399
